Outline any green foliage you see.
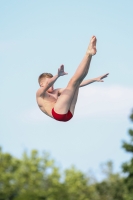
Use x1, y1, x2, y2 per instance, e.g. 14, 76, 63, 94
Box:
64, 166, 98, 200
96, 161, 127, 200
0, 147, 128, 200
122, 110, 133, 195
0, 147, 20, 200
0, 149, 62, 200
0, 148, 95, 200
1, 109, 133, 200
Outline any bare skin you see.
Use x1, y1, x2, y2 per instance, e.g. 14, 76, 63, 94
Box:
36, 36, 109, 119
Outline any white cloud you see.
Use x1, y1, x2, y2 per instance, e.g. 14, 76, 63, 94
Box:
22, 85, 133, 122
76, 85, 133, 118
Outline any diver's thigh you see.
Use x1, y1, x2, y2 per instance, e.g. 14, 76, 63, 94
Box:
54, 87, 76, 114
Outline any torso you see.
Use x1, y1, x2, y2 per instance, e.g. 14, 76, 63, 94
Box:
36, 89, 60, 118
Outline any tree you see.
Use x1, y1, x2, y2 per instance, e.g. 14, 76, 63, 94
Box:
0, 149, 62, 200
64, 166, 99, 200
14, 150, 62, 200
122, 110, 133, 198
0, 147, 21, 200
0, 149, 98, 200
95, 161, 126, 200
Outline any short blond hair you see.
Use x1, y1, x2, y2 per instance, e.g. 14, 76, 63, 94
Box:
38, 73, 53, 85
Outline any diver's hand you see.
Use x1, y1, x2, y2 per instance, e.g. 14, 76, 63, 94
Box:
58, 65, 68, 77
95, 73, 109, 82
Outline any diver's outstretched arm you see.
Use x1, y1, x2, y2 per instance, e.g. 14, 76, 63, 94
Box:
80, 73, 109, 87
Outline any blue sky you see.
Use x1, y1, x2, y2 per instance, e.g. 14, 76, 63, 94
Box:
0, 0, 133, 180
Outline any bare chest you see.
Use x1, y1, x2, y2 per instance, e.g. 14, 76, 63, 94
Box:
36, 90, 59, 116
45, 91, 59, 102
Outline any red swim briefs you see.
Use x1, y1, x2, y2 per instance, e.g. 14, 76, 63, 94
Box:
52, 108, 73, 122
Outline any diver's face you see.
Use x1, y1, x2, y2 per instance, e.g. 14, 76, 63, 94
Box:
40, 78, 54, 92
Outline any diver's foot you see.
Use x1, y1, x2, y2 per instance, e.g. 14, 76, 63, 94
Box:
86, 36, 97, 56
